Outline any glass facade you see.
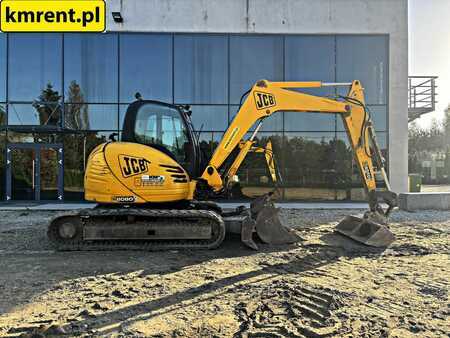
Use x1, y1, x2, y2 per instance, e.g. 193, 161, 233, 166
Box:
0, 33, 389, 201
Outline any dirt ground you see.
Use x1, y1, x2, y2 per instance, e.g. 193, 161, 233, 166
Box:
0, 209, 448, 338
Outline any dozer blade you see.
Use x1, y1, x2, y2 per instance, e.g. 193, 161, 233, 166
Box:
335, 215, 395, 247
255, 205, 301, 245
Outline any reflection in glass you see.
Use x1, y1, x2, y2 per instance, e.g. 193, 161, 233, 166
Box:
230, 35, 283, 103
64, 104, 118, 130
8, 103, 62, 126
65, 81, 89, 129
285, 36, 336, 97
197, 132, 223, 167
337, 35, 388, 105
32, 84, 62, 126
0, 34, 6, 102
235, 132, 283, 198
7, 132, 61, 144
9, 33, 62, 102
63, 132, 109, 200
0, 133, 5, 200
190, 105, 228, 131
0, 104, 5, 125
284, 112, 335, 132
174, 35, 228, 104
40, 148, 58, 200
120, 34, 172, 103
337, 105, 387, 132
11, 148, 35, 200
65, 34, 118, 103
282, 132, 339, 200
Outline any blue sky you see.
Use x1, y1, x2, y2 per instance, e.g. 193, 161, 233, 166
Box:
409, 0, 450, 128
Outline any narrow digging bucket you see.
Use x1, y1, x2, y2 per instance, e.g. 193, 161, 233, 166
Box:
335, 215, 395, 247
254, 205, 301, 245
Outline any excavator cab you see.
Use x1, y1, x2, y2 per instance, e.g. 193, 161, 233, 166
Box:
121, 100, 202, 178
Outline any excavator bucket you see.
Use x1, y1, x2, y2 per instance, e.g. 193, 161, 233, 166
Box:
243, 193, 300, 248
335, 215, 395, 247
255, 205, 301, 245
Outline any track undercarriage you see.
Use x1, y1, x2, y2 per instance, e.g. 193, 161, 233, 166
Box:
48, 207, 227, 251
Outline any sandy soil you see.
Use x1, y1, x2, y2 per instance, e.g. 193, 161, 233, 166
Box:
0, 209, 448, 337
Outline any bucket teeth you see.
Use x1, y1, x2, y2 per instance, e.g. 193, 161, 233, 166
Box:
335, 215, 395, 248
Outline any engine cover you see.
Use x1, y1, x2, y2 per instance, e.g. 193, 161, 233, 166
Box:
84, 142, 192, 203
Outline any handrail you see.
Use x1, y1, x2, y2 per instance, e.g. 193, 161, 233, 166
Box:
408, 76, 438, 122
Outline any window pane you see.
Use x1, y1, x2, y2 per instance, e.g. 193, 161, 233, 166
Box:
63, 132, 110, 200
174, 35, 228, 104
337, 35, 388, 105
230, 35, 283, 104
9, 33, 62, 102
334, 133, 354, 192
282, 132, 338, 200
6, 132, 61, 143
198, 132, 224, 162
119, 104, 128, 130
190, 105, 228, 131
65, 34, 118, 103
133, 103, 188, 166
0, 104, 5, 125
236, 132, 283, 198
8, 103, 62, 126
285, 36, 335, 96
285, 112, 335, 132
64, 104, 118, 130
120, 34, 172, 103
0, 132, 5, 200
0, 34, 5, 102
336, 132, 388, 193
337, 105, 387, 132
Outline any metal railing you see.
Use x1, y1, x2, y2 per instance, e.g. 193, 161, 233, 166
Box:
408, 76, 438, 122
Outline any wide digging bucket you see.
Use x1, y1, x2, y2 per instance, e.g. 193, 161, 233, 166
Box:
254, 205, 301, 245
335, 215, 395, 247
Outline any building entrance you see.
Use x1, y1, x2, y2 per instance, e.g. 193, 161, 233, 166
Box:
5, 143, 63, 201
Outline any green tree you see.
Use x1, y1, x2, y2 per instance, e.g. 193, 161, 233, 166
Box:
32, 83, 62, 126
65, 80, 90, 130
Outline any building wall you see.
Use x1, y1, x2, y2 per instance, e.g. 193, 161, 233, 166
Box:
107, 0, 409, 192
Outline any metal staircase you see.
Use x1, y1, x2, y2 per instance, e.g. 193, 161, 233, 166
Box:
408, 76, 438, 122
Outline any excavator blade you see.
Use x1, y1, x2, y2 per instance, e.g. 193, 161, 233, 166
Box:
254, 205, 301, 245
335, 215, 395, 248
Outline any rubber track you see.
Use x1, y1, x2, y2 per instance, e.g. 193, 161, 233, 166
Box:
47, 208, 226, 251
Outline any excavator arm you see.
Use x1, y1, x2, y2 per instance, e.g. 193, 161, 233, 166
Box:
199, 79, 397, 248
225, 139, 279, 187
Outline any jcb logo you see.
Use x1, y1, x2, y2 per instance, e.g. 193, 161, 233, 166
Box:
119, 155, 150, 178
254, 92, 276, 110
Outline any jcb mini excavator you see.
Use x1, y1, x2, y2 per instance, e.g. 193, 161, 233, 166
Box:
48, 80, 397, 250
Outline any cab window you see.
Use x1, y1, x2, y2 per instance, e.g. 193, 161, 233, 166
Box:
134, 104, 189, 166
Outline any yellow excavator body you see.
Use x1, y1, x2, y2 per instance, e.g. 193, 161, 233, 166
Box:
48, 79, 398, 251
84, 142, 193, 204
